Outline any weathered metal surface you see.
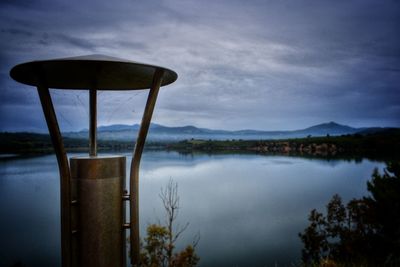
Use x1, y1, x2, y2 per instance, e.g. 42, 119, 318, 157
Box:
130, 68, 164, 265
10, 54, 177, 90
70, 155, 126, 267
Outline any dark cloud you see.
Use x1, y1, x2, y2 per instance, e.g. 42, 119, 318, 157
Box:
0, 0, 399, 131
1, 28, 33, 37
0, 0, 39, 9
41, 33, 96, 50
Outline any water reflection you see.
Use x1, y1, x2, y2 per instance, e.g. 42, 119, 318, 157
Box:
0, 152, 385, 267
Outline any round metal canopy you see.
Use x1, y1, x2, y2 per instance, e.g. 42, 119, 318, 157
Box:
10, 54, 178, 90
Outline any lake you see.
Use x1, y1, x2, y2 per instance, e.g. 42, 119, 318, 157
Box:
0, 151, 385, 267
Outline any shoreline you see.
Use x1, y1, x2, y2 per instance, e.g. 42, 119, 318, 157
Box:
1, 129, 399, 161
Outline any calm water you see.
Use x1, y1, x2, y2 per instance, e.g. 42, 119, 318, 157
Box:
0, 152, 385, 267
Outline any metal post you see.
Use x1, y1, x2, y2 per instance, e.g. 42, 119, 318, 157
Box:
70, 155, 126, 267
89, 89, 97, 157
36, 85, 72, 267
130, 69, 164, 265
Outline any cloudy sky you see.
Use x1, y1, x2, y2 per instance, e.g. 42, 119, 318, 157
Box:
0, 0, 399, 132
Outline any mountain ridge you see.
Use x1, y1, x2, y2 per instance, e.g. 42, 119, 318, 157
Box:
63, 121, 395, 141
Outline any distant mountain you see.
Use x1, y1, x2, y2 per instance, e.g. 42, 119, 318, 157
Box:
292, 121, 358, 136
63, 122, 395, 141
97, 124, 139, 132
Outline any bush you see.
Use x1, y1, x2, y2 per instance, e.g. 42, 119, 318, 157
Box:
299, 162, 400, 266
139, 179, 199, 267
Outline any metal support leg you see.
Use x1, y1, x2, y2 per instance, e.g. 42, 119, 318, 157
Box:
37, 85, 72, 267
89, 89, 97, 157
130, 69, 164, 265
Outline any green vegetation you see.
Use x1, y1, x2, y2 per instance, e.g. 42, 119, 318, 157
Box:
172, 129, 400, 154
1, 129, 399, 159
0, 132, 136, 154
299, 162, 400, 266
168, 129, 400, 162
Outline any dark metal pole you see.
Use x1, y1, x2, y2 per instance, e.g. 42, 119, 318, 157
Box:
37, 85, 72, 267
89, 89, 97, 157
130, 69, 164, 265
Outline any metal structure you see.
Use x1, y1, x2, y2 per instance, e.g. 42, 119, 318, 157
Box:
10, 55, 178, 267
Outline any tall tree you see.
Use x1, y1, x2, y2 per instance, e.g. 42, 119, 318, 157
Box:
299, 162, 400, 266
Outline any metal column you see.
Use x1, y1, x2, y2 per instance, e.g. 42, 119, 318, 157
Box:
70, 156, 126, 267
130, 69, 164, 265
36, 85, 72, 267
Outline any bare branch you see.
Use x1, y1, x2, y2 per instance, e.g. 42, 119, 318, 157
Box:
192, 232, 201, 248
173, 222, 190, 243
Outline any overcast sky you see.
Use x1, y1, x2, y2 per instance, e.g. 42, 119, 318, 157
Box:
0, 0, 399, 132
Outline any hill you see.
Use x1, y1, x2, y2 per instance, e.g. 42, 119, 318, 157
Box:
63, 121, 392, 141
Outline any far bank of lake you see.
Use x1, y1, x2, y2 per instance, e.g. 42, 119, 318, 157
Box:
1, 129, 399, 161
